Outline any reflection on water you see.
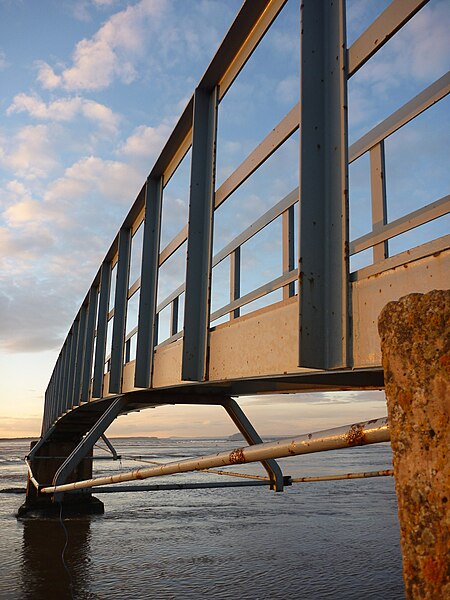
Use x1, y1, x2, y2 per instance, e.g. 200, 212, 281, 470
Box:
1, 439, 404, 599
21, 513, 92, 600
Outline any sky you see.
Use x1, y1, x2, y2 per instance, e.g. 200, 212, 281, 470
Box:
0, 0, 449, 439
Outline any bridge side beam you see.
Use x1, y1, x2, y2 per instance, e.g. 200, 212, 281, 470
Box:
182, 86, 218, 381
298, 0, 350, 369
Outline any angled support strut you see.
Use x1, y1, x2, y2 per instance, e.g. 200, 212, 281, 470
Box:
52, 396, 128, 501
222, 398, 284, 492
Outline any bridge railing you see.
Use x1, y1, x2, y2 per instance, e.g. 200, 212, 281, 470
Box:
42, 0, 449, 435
348, 73, 449, 280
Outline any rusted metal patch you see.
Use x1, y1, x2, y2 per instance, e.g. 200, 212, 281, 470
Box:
346, 423, 367, 446
229, 448, 245, 464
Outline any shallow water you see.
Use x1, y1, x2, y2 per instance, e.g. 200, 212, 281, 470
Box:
0, 438, 403, 599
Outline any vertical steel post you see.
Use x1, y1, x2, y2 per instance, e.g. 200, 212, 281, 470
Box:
47, 377, 54, 429
46, 370, 54, 430
66, 319, 79, 409
44, 385, 50, 433
53, 352, 63, 423
182, 86, 218, 381
135, 177, 163, 388
370, 141, 388, 262
171, 296, 179, 336
81, 286, 98, 403
109, 228, 131, 394
298, 0, 349, 369
124, 339, 131, 364
42, 389, 49, 435
230, 247, 241, 319
72, 303, 87, 406
92, 263, 111, 398
53, 350, 62, 421
282, 205, 295, 299
61, 333, 72, 413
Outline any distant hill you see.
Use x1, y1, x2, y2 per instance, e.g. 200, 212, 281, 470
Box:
227, 432, 245, 441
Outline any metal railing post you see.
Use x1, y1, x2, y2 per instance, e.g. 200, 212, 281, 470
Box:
282, 205, 295, 299
81, 286, 98, 402
170, 296, 179, 336
61, 333, 72, 413
109, 228, 132, 394
66, 321, 79, 410
298, 0, 349, 369
92, 263, 111, 398
134, 177, 163, 388
370, 141, 389, 262
182, 86, 218, 381
73, 303, 87, 406
230, 247, 241, 320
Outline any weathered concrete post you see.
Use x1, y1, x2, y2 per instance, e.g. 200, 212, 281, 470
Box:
378, 290, 449, 599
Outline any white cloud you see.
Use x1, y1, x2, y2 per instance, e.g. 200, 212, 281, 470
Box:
7, 93, 120, 132
57, 155, 142, 203
119, 123, 171, 159
0, 274, 73, 352
35, 60, 62, 89
37, 0, 166, 91
0, 124, 59, 180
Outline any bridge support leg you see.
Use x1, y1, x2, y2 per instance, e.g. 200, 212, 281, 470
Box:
18, 397, 127, 516
378, 290, 450, 599
222, 398, 284, 492
18, 440, 103, 517
52, 397, 127, 503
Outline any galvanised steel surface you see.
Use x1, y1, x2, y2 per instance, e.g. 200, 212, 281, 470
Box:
39, 0, 448, 440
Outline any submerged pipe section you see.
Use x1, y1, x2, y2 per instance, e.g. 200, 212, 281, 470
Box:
40, 417, 389, 494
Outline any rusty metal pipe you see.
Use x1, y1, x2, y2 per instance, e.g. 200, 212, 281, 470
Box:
40, 417, 389, 494
291, 469, 393, 483
25, 460, 40, 490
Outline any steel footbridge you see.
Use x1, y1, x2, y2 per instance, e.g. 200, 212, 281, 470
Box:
24, 0, 449, 509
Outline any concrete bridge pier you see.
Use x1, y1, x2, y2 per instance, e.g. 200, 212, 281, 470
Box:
379, 289, 449, 599
18, 440, 104, 517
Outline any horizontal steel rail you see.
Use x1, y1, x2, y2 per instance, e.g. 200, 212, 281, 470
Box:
349, 72, 450, 163
351, 234, 450, 281
213, 188, 298, 266
350, 195, 450, 255
155, 188, 298, 315
40, 417, 389, 494
347, 0, 429, 77
210, 270, 298, 323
